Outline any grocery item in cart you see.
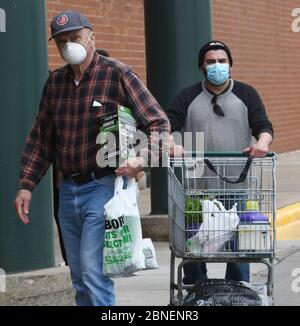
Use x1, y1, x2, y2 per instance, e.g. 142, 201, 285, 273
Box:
238, 223, 272, 252
187, 199, 239, 254
240, 212, 268, 222
185, 196, 202, 238
240, 200, 268, 222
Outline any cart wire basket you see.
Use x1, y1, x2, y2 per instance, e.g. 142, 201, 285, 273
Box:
168, 152, 276, 305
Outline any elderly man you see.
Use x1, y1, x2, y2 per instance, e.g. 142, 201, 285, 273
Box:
14, 10, 170, 306
167, 40, 274, 285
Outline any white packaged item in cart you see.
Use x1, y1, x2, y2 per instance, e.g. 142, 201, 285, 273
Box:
187, 199, 239, 254
142, 238, 159, 269
238, 222, 272, 251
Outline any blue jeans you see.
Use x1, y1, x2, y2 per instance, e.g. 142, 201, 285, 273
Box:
58, 174, 116, 306
183, 193, 250, 284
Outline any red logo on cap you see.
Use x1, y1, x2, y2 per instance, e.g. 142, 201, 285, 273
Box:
56, 15, 69, 27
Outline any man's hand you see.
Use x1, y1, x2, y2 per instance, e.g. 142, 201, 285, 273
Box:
169, 134, 184, 157
115, 157, 145, 179
14, 189, 32, 224
243, 132, 273, 158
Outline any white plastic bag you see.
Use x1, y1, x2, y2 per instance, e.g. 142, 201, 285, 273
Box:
103, 176, 145, 277
142, 238, 159, 269
188, 199, 239, 254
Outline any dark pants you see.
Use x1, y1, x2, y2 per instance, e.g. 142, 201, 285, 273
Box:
183, 261, 250, 284
183, 193, 250, 284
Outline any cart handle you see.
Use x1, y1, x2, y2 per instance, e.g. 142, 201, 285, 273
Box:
182, 152, 274, 184
186, 151, 276, 158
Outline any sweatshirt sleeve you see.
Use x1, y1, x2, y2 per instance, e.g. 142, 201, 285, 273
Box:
167, 92, 188, 132
245, 85, 274, 139
167, 82, 202, 132
233, 82, 274, 140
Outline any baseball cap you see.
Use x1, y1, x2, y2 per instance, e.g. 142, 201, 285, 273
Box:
198, 40, 233, 69
49, 10, 92, 41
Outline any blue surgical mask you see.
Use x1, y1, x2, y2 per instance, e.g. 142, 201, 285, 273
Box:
206, 63, 230, 85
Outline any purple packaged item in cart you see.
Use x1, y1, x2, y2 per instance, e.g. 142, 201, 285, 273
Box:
240, 200, 269, 222
240, 211, 268, 222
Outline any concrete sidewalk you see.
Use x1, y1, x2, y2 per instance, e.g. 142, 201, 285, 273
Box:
1, 150, 300, 306
2, 240, 300, 306
115, 240, 300, 306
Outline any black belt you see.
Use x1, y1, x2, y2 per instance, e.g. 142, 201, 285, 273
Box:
64, 170, 114, 185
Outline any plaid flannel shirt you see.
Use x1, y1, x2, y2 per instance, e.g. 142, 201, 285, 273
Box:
19, 52, 170, 191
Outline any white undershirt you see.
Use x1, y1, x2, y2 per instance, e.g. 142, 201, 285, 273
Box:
74, 80, 80, 86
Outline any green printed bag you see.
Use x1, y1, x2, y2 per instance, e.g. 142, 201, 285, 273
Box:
103, 176, 145, 277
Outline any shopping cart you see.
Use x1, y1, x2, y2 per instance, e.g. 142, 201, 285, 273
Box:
168, 152, 276, 306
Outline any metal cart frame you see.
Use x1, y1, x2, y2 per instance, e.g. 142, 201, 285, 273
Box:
168, 152, 276, 306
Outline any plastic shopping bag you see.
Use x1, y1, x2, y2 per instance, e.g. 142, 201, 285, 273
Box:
142, 238, 159, 270
103, 176, 145, 277
187, 199, 239, 254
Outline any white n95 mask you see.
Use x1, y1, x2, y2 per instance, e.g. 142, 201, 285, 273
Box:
62, 42, 87, 65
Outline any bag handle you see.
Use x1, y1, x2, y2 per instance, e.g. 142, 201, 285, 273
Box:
114, 176, 125, 195
204, 155, 253, 184
114, 176, 138, 195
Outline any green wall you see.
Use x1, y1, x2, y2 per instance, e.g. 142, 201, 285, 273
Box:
144, 0, 212, 214
0, 0, 54, 273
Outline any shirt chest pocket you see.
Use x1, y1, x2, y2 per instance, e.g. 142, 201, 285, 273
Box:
90, 99, 118, 115
88, 100, 119, 130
